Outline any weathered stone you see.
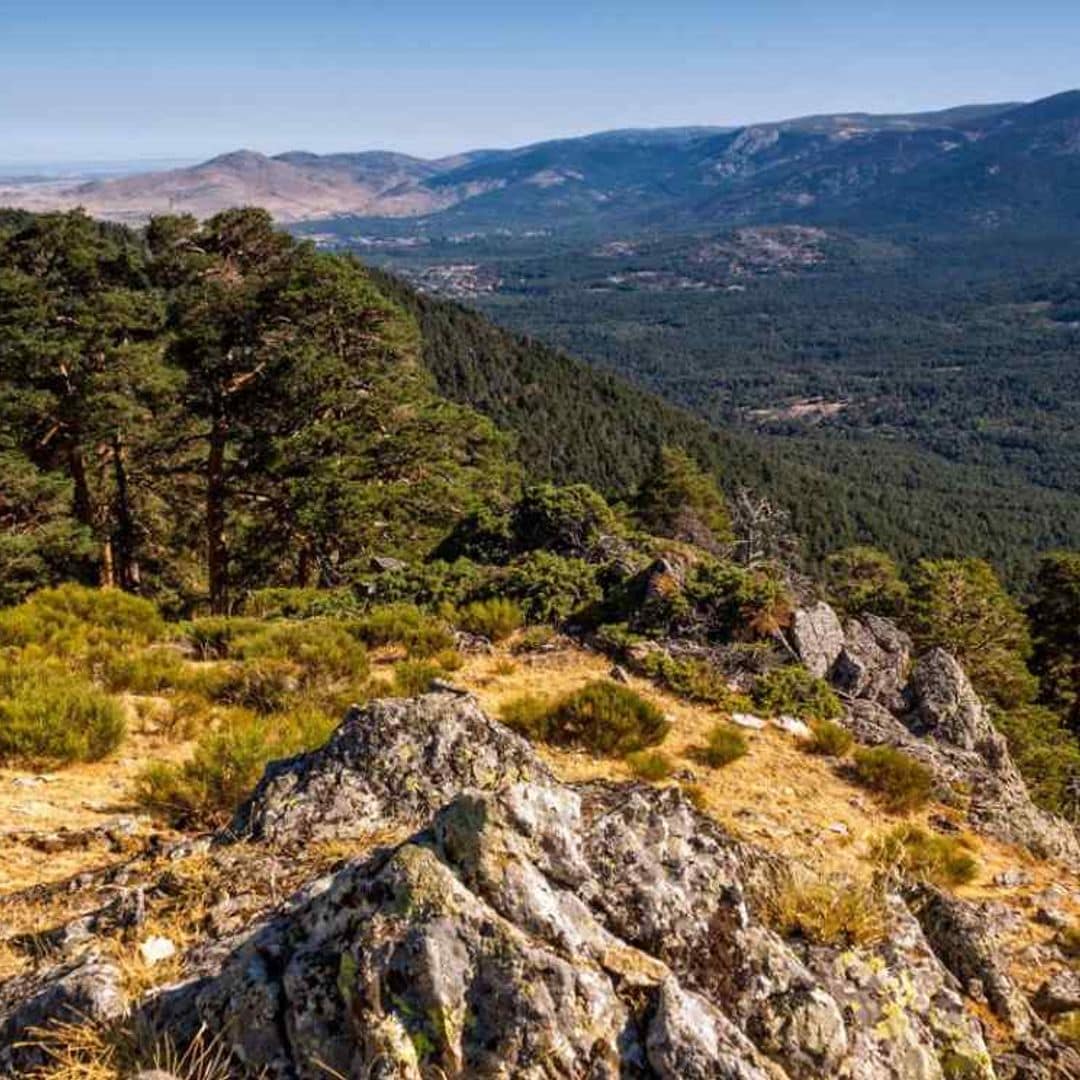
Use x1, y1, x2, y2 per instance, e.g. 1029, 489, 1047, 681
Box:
832, 614, 912, 709
910, 886, 1034, 1037
0, 956, 124, 1073
646, 978, 772, 1079
791, 602, 845, 678
229, 692, 553, 845
907, 649, 1005, 758
1034, 970, 1080, 1017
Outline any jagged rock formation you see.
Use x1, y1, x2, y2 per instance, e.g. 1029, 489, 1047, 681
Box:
0, 691, 1035, 1078
230, 694, 550, 845
790, 604, 1080, 870
129, 696, 997, 1078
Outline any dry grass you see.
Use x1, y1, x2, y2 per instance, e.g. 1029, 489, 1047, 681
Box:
2, 632, 1079, 1062
764, 870, 888, 948
23, 1017, 236, 1080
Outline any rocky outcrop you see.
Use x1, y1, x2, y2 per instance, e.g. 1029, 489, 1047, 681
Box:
791, 602, 1080, 868
4, 683, 1078, 1077
114, 694, 999, 1078
838, 645, 1080, 868
911, 888, 1080, 1079
230, 694, 551, 845
907, 649, 1008, 760
831, 613, 912, 710
791, 602, 845, 679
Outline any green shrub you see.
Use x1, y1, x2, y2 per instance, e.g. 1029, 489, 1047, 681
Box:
697, 723, 749, 768
766, 874, 887, 948
752, 665, 843, 721
513, 624, 557, 653
871, 825, 979, 888
0, 658, 125, 763
434, 648, 464, 672
638, 558, 793, 643
852, 746, 935, 812
238, 620, 369, 686
500, 693, 552, 739
502, 551, 603, 624
805, 719, 854, 757
823, 546, 909, 618
392, 659, 442, 696
640, 652, 751, 712
363, 558, 491, 610
0, 583, 165, 652
511, 484, 621, 558
87, 645, 187, 694
198, 658, 298, 714
457, 598, 524, 642
242, 587, 358, 619
625, 749, 675, 781
504, 680, 668, 756
182, 616, 264, 660
135, 706, 336, 826
349, 604, 455, 657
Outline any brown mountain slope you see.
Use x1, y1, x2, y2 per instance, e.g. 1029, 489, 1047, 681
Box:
0, 149, 455, 223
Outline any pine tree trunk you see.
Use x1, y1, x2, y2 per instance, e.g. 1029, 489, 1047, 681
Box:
207, 411, 229, 614
68, 443, 93, 530
111, 432, 141, 591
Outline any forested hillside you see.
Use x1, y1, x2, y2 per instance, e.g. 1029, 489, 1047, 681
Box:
373, 269, 1080, 584
3, 207, 1078, 613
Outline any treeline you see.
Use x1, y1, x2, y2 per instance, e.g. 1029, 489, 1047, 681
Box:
0, 209, 514, 612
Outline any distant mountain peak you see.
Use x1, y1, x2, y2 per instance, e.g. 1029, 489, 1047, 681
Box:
3, 89, 1078, 227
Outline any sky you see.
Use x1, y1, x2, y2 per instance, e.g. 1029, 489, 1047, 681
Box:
2, 0, 1080, 165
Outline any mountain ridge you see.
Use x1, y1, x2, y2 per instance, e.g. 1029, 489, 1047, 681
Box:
1, 93, 1070, 227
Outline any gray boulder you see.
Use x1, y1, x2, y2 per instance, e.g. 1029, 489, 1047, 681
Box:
229, 692, 552, 845
0, 956, 124, 1073
907, 649, 1007, 760
831, 614, 912, 709
791, 602, 845, 678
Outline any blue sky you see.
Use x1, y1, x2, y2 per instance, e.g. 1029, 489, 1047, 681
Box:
2, 0, 1079, 164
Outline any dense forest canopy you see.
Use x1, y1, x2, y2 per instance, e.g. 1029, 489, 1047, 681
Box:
0, 209, 514, 611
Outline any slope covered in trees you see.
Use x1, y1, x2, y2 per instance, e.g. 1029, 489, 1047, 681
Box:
373, 268, 1080, 584
3, 207, 1078, 614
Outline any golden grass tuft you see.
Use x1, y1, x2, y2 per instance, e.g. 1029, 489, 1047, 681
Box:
764, 871, 888, 948
23, 1017, 236, 1080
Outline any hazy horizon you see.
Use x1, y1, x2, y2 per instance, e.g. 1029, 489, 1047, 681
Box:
4, 1, 1080, 165
2, 91, 1073, 176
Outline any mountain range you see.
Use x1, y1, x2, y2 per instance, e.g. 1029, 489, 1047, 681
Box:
4, 91, 1079, 230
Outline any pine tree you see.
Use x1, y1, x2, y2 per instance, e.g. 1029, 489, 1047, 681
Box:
1030, 552, 1080, 732
635, 446, 733, 552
